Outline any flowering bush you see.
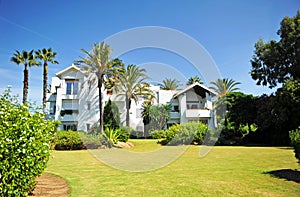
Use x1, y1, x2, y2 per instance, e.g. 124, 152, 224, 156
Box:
0, 89, 59, 196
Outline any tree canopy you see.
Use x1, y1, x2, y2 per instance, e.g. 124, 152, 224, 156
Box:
160, 78, 181, 90
187, 76, 203, 85
250, 10, 300, 88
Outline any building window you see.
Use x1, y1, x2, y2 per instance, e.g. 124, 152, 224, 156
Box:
187, 101, 199, 109
50, 105, 56, 115
66, 79, 78, 95
86, 123, 91, 131
173, 105, 179, 112
63, 124, 77, 131
88, 80, 92, 91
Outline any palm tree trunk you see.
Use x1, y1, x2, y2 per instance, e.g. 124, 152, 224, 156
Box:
42, 62, 48, 114
98, 76, 104, 133
125, 96, 130, 127
23, 64, 28, 104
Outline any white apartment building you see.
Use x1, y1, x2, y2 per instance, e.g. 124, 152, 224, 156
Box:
47, 65, 217, 131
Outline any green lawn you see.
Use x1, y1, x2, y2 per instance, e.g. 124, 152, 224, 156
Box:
46, 140, 300, 196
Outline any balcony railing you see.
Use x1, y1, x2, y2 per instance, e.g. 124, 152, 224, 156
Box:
170, 111, 180, 119
61, 94, 79, 99
186, 108, 211, 118
58, 114, 78, 121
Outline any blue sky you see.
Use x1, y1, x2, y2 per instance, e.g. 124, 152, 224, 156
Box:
0, 0, 299, 105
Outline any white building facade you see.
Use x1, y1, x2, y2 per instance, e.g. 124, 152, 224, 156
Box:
47, 65, 217, 131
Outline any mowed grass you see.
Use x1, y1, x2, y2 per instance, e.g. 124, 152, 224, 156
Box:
45, 140, 300, 197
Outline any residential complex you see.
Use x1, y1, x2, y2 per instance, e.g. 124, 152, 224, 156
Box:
47, 64, 217, 132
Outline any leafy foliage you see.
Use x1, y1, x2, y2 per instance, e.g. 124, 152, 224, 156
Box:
78, 132, 104, 149
289, 126, 300, 164
54, 130, 84, 150
250, 10, 300, 88
103, 128, 130, 147
152, 122, 208, 145
122, 126, 144, 139
35, 48, 59, 113
75, 42, 124, 133
10, 50, 40, 104
142, 103, 171, 136
160, 78, 181, 90
0, 89, 59, 196
114, 65, 152, 127
103, 99, 121, 130
245, 80, 300, 145
210, 78, 241, 98
187, 76, 203, 85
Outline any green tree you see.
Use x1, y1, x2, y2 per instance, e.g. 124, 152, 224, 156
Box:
250, 10, 300, 88
210, 78, 241, 98
35, 48, 59, 114
187, 76, 203, 85
142, 103, 171, 135
10, 50, 40, 104
226, 92, 257, 135
160, 78, 181, 90
75, 42, 124, 133
115, 65, 152, 127
103, 99, 121, 130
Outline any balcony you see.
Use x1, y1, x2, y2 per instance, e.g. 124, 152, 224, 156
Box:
186, 109, 211, 118
170, 111, 180, 119
47, 94, 57, 102
61, 94, 79, 99
59, 113, 78, 121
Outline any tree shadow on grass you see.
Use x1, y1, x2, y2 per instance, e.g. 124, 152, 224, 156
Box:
265, 169, 300, 183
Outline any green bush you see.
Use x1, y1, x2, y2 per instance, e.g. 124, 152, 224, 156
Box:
153, 122, 208, 145
54, 130, 84, 150
0, 89, 59, 196
122, 126, 144, 139
289, 126, 300, 164
78, 132, 103, 149
116, 128, 129, 142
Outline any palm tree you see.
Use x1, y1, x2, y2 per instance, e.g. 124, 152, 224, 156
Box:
10, 50, 40, 104
160, 78, 181, 90
187, 76, 203, 85
115, 65, 152, 127
209, 78, 241, 97
35, 48, 59, 114
75, 42, 124, 133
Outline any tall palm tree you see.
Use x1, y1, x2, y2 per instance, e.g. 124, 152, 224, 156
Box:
115, 65, 152, 127
160, 78, 181, 90
187, 76, 203, 85
35, 48, 59, 114
75, 42, 124, 133
209, 78, 241, 97
10, 50, 40, 104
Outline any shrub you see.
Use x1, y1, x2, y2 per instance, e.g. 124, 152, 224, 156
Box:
116, 128, 129, 142
153, 122, 208, 145
122, 126, 143, 139
103, 99, 121, 130
102, 128, 129, 147
0, 89, 59, 196
54, 130, 84, 150
78, 132, 103, 149
289, 126, 300, 164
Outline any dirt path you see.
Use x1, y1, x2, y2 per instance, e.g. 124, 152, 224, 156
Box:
31, 173, 69, 197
